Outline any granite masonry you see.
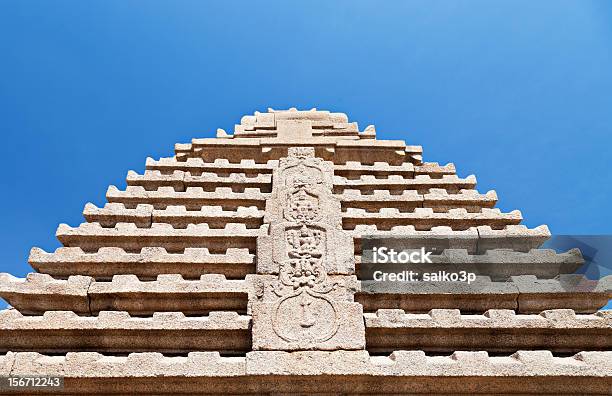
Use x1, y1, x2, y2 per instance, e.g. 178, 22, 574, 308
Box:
0, 108, 610, 394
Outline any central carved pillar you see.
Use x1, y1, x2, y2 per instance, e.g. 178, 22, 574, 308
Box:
251, 147, 365, 350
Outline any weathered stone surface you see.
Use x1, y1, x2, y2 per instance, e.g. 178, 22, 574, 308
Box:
148, 157, 453, 180
343, 207, 522, 231
365, 308, 612, 353
126, 169, 272, 192
334, 161, 416, 178
423, 188, 498, 211
0, 273, 250, 315
0, 351, 14, 376
146, 156, 277, 175
351, 224, 550, 254
477, 224, 551, 249
85, 203, 264, 229
333, 174, 477, 194
0, 310, 251, 353
29, 246, 255, 280
414, 162, 456, 176
2, 350, 609, 394
177, 136, 418, 165
0, 273, 91, 314
107, 185, 269, 210
88, 274, 251, 315
56, 222, 265, 252
251, 300, 365, 351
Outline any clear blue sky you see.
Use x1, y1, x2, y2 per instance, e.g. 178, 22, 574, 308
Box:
1, 1, 611, 308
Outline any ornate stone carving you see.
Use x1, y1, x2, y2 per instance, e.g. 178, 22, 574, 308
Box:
285, 190, 320, 223
251, 147, 364, 350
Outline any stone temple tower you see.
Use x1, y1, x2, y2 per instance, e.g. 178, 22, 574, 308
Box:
0, 108, 610, 394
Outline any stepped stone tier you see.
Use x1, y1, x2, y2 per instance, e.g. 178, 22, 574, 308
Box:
1, 107, 611, 395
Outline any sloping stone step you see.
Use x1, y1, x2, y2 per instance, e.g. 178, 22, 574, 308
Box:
0, 310, 251, 354
146, 157, 276, 175
107, 185, 269, 210
364, 309, 612, 353
343, 207, 522, 231
0, 273, 92, 314
56, 222, 265, 252
357, 275, 612, 314
126, 170, 272, 192
337, 189, 497, 212
333, 161, 416, 178
0, 273, 251, 315
414, 162, 456, 177
423, 188, 498, 212
338, 189, 424, 212
350, 224, 550, 254
29, 247, 255, 280
2, 350, 610, 394
333, 174, 477, 194
83, 203, 264, 229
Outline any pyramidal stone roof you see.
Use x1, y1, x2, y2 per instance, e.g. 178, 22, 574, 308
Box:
0, 108, 610, 394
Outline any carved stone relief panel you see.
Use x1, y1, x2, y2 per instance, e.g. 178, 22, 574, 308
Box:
251, 146, 365, 351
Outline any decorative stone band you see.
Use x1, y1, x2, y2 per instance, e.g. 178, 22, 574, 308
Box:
1, 308, 608, 355
29, 247, 255, 280
365, 309, 612, 353
126, 170, 272, 192
338, 188, 498, 212
147, 157, 453, 179
0, 273, 253, 315
107, 185, 269, 210
175, 137, 422, 165
0, 310, 251, 354
145, 157, 277, 174
1, 350, 610, 394
83, 203, 264, 229
333, 174, 477, 194
343, 207, 522, 231
56, 222, 267, 252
